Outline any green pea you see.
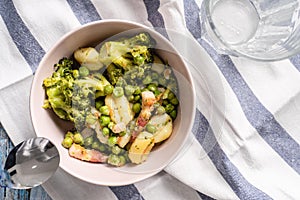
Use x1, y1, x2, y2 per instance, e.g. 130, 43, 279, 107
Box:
65, 131, 74, 139
108, 122, 115, 130
165, 104, 175, 113
99, 105, 110, 115
108, 136, 118, 147
102, 127, 110, 136
147, 83, 157, 92
100, 116, 111, 126
132, 103, 141, 113
146, 124, 157, 133
73, 133, 84, 145
111, 145, 122, 155
134, 95, 140, 102
128, 95, 135, 102
104, 85, 114, 95
84, 136, 93, 147
168, 92, 175, 100
162, 99, 169, 106
62, 137, 73, 149
170, 97, 179, 105
157, 106, 165, 115
125, 85, 136, 96
170, 110, 177, 119
107, 154, 121, 166
113, 86, 124, 98
134, 87, 141, 95
98, 144, 106, 152
91, 141, 100, 150
79, 66, 89, 77
142, 75, 152, 85
119, 155, 127, 166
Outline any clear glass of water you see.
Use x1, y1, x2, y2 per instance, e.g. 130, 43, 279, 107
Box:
200, 0, 300, 61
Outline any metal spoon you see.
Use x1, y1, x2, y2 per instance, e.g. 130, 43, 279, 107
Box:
0, 137, 60, 189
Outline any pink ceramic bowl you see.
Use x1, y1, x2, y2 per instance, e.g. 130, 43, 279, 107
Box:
30, 20, 195, 186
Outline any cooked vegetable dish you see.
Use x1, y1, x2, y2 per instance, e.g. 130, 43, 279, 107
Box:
42, 33, 179, 167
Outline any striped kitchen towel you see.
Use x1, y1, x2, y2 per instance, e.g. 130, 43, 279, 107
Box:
0, 0, 300, 199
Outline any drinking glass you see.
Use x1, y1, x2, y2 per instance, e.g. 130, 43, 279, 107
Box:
200, 0, 300, 61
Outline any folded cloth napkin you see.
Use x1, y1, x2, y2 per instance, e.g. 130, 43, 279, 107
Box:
1, 0, 300, 199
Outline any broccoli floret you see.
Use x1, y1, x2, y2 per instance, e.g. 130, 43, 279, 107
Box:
99, 33, 155, 70
43, 58, 75, 120
121, 32, 155, 46
105, 64, 123, 86
43, 58, 111, 130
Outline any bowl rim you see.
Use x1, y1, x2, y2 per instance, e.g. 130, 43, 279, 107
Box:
29, 19, 196, 186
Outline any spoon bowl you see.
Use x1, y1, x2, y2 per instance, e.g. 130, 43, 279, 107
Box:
0, 137, 60, 189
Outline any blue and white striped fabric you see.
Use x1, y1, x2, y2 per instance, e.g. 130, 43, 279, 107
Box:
0, 0, 300, 199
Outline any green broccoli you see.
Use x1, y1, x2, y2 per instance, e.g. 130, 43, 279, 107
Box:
43, 58, 75, 120
43, 58, 112, 130
105, 64, 123, 86
99, 33, 155, 70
